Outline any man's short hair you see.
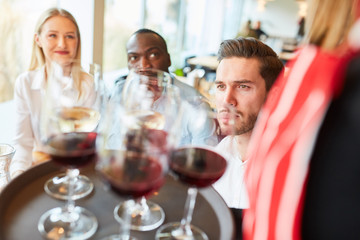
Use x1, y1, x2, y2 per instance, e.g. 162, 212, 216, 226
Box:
132, 28, 169, 53
218, 37, 284, 91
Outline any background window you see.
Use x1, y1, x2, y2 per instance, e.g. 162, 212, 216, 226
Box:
102, 0, 248, 76
103, 0, 142, 72
1, 0, 305, 103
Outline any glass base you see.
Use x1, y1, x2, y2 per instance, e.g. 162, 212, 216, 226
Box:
38, 206, 98, 240
44, 173, 94, 200
100, 235, 137, 240
114, 200, 165, 231
155, 222, 209, 240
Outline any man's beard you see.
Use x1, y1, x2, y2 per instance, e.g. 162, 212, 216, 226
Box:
220, 112, 258, 136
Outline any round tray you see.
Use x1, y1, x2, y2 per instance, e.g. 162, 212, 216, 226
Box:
0, 161, 234, 239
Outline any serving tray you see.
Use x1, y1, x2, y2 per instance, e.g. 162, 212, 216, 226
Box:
0, 161, 234, 239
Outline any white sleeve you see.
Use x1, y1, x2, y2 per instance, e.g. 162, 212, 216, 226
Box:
10, 74, 34, 177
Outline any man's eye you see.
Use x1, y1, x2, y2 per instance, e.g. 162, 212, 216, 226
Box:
237, 85, 249, 89
49, 34, 56, 38
129, 56, 137, 61
66, 35, 75, 39
149, 52, 159, 58
216, 84, 225, 90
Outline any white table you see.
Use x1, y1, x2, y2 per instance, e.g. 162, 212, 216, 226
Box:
187, 56, 219, 70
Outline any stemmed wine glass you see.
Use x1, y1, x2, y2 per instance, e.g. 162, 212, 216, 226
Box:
42, 61, 103, 201
37, 60, 101, 239
0, 143, 15, 192
111, 68, 178, 231
96, 72, 180, 239
156, 96, 228, 240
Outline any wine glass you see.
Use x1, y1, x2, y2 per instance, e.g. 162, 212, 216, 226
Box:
111, 68, 178, 231
156, 96, 228, 240
0, 143, 15, 192
96, 79, 179, 239
37, 60, 100, 239
42, 61, 103, 201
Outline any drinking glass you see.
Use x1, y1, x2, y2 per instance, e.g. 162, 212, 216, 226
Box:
37, 61, 101, 239
0, 143, 15, 191
42, 61, 103, 201
96, 78, 179, 239
156, 96, 228, 240
111, 68, 178, 231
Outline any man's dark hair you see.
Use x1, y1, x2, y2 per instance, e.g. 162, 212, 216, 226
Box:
218, 37, 284, 90
132, 28, 169, 53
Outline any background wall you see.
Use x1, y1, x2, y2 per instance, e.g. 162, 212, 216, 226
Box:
241, 0, 302, 39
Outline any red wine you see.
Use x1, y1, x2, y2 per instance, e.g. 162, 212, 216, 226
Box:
46, 132, 97, 168
124, 128, 168, 154
100, 154, 164, 198
170, 147, 227, 188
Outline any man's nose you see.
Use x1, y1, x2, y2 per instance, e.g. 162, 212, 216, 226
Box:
224, 89, 237, 106
139, 57, 152, 68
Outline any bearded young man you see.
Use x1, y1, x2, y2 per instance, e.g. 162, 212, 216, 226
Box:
213, 37, 283, 210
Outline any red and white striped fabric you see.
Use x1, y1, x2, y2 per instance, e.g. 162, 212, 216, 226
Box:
243, 45, 351, 240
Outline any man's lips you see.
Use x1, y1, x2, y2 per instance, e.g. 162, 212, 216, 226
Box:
218, 112, 239, 125
218, 113, 231, 120
218, 109, 240, 118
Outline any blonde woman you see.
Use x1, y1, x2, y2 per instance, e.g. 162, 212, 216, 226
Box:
10, 8, 95, 178
243, 0, 360, 239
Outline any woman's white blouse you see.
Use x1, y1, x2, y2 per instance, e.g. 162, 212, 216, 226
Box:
10, 67, 96, 177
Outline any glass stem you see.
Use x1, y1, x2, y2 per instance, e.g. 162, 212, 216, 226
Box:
139, 197, 150, 218
180, 187, 198, 235
119, 200, 135, 240
65, 168, 79, 213
118, 219, 130, 240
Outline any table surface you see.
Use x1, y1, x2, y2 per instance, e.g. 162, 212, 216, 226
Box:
279, 51, 297, 61
0, 161, 235, 239
187, 56, 219, 70
281, 43, 298, 52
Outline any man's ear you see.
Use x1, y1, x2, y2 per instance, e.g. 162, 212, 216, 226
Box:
35, 33, 42, 48
167, 53, 171, 68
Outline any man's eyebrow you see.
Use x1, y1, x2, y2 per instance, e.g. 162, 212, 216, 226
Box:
233, 80, 253, 84
214, 79, 253, 84
127, 46, 162, 55
145, 46, 163, 52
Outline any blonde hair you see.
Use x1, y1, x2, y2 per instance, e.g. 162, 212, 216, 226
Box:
29, 8, 84, 97
305, 0, 357, 50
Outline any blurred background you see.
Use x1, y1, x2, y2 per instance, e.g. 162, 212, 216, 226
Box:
0, 0, 307, 103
